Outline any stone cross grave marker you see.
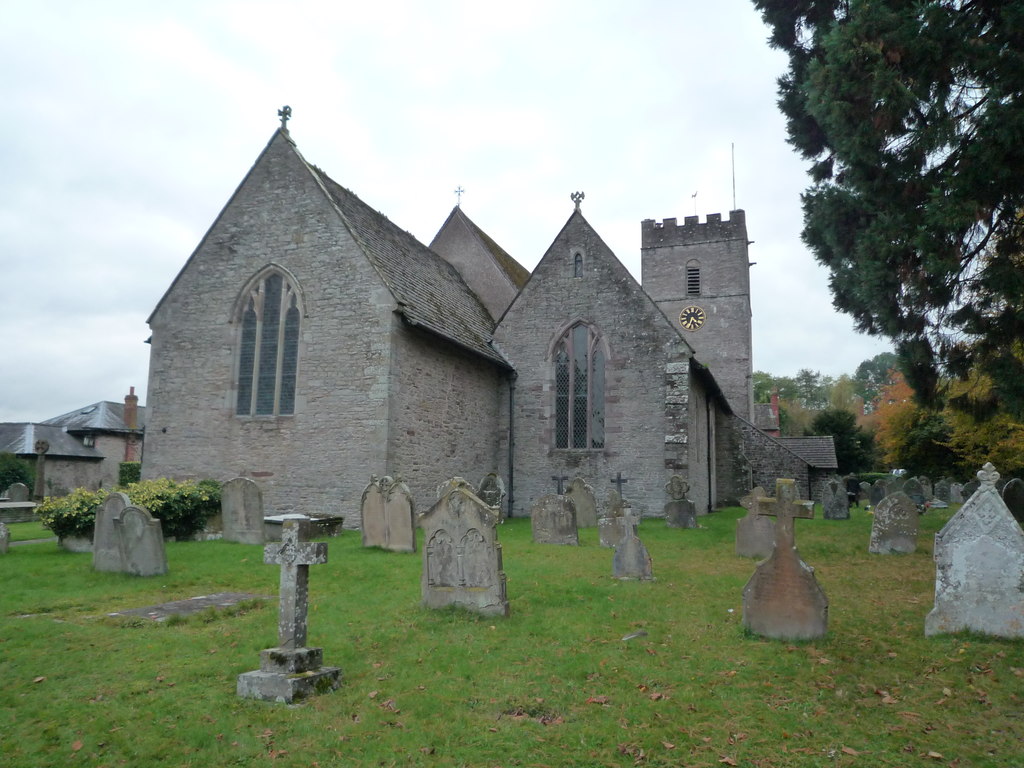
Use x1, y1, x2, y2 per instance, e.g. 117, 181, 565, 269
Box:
420, 486, 509, 617
741, 479, 828, 641
735, 486, 773, 559
0, 521, 9, 555
237, 517, 341, 703
566, 476, 598, 528
1000, 477, 1024, 526
664, 475, 696, 529
221, 477, 265, 545
926, 463, 1024, 638
531, 494, 578, 545
33, 439, 48, 501
114, 505, 168, 577
551, 475, 569, 495
869, 492, 918, 554
93, 492, 131, 572
821, 476, 850, 520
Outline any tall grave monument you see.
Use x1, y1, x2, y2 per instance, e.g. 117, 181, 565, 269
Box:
742, 479, 828, 640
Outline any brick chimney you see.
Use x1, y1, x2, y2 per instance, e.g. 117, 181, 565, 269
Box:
770, 387, 779, 421
124, 386, 139, 430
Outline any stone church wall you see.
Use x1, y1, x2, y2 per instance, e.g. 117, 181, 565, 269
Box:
143, 134, 397, 523
386, 321, 504, 509
494, 212, 696, 518
731, 415, 811, 499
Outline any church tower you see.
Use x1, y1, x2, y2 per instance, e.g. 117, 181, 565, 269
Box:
641, 210, 753, 420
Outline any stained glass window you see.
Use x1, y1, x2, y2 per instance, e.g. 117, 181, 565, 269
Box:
236, 271, 300, 416
553, 323, 605, 449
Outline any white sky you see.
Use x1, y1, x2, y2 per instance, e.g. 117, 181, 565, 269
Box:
0, 0, 892, 423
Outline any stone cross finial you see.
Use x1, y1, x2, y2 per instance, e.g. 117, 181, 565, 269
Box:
610, 472, 629, 496
756, 478, 813, 552
571, 191, 585, 211
552, 475, 569, 495
264, 519, 327, 650
978, 462, 999, 488
454, 186, 465, 207
34, 440, 49, 455
665, 475, 689, 500
278, 105, 292, 130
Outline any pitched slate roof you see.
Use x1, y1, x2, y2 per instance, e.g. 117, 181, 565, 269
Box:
0, 423, 104, 459
310, 166, 510, 368
752, 402, 779, 431
774, 436, 838, 469
42, 401, 146, 432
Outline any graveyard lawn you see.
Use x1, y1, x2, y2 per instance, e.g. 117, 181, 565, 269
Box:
1, 504, 1021, 767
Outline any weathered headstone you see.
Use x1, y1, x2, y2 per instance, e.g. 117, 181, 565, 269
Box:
949, 483, 964, 504
858, 481, 871, 506
917, 476, 933, 501
361, 476, 416, 552
821, 476, 850, 520
566, 477, 598, 528
742, 479, 828, 640
613, 513, 653, 580
933, 478, 952, 504
962, 479, 980, 499
1000, 478, 1024, 526
221, 477, 265, 544
869, 480, 889, 507
93, 491, 131, 572
531, 494, 578, 545
869, 492, 918, 554
664, 475, 697, 529
926, 463, 1024, 638
477, 472, 506, 516
114, 505, 168, 577
6, 483, 29, 502
420, 486, 509, 616
735, 486, 773, 559
902, 478, 925, 507
0, 521, 9, 555
237, 517, 341, 702
606, 488, 626, 519
436, 476, 474, 499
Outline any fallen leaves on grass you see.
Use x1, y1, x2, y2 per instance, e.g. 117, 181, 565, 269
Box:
586, 695, 610, 705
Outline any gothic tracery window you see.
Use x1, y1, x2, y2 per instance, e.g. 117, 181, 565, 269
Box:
236, 270, 301, 416
554, 323, 605, 449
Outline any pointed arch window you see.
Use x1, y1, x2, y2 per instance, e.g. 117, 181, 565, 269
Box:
554, 323, 605, 449
236, 271, 301, 416
573, 251, 584, 277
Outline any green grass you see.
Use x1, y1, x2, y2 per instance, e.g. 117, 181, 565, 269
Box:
5, 520, 51, 542
1, 504, 1021, 767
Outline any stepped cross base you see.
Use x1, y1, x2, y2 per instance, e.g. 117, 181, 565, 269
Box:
237, 646, 341, 704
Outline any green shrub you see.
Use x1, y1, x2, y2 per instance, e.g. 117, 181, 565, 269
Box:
36, 478, 222, 540
0, 452, 34, 492
118, 461, 141, 485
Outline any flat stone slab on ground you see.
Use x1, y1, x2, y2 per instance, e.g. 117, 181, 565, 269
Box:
108, 592, 271, 621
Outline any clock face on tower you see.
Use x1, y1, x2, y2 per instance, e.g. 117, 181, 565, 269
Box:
678, 305, 707, 331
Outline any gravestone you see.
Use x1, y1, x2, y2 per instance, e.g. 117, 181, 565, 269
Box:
221, 477, 265, 544
962, 479, 980, 499
926, 463, 1024, 638
821, 476, 850, 520
0, 521, 9, 555
869, 480, 889, 507
735, 486, 774, 559
598, 504, 625, 548
531, 495, 578, 545
566, 477, 598, 528
933, 478, 952, 504
664, 475, 697, 529
902, 478, 925, 507
606, 489, 627, 519
361, 476, 416, 553
6, 483, 29, 502
869, 492, 918, 554
949, 483, 964, 504
917, 476, 933, 500
114, 505, 168, 577
1000, 478, 1024, 526
420, 485, 509, 617
93, 492, 131, 572
33, 439, 48, 501
858, 481, 871, 506
741, 479, 828, 640
477, 473, 506, 516
237, 517, 341, 702
612, 513, 653, 581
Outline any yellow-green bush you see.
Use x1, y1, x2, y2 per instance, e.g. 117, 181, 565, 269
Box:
36, 479, 221, 539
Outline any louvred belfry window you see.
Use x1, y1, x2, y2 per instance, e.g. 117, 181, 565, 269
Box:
236, 271, 300, 416
554, 323, 605, 449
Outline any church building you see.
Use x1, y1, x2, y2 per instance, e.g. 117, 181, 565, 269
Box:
143, 118, 824, 523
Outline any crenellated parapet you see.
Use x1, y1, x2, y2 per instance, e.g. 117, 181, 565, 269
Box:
641, 210, 746, 248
